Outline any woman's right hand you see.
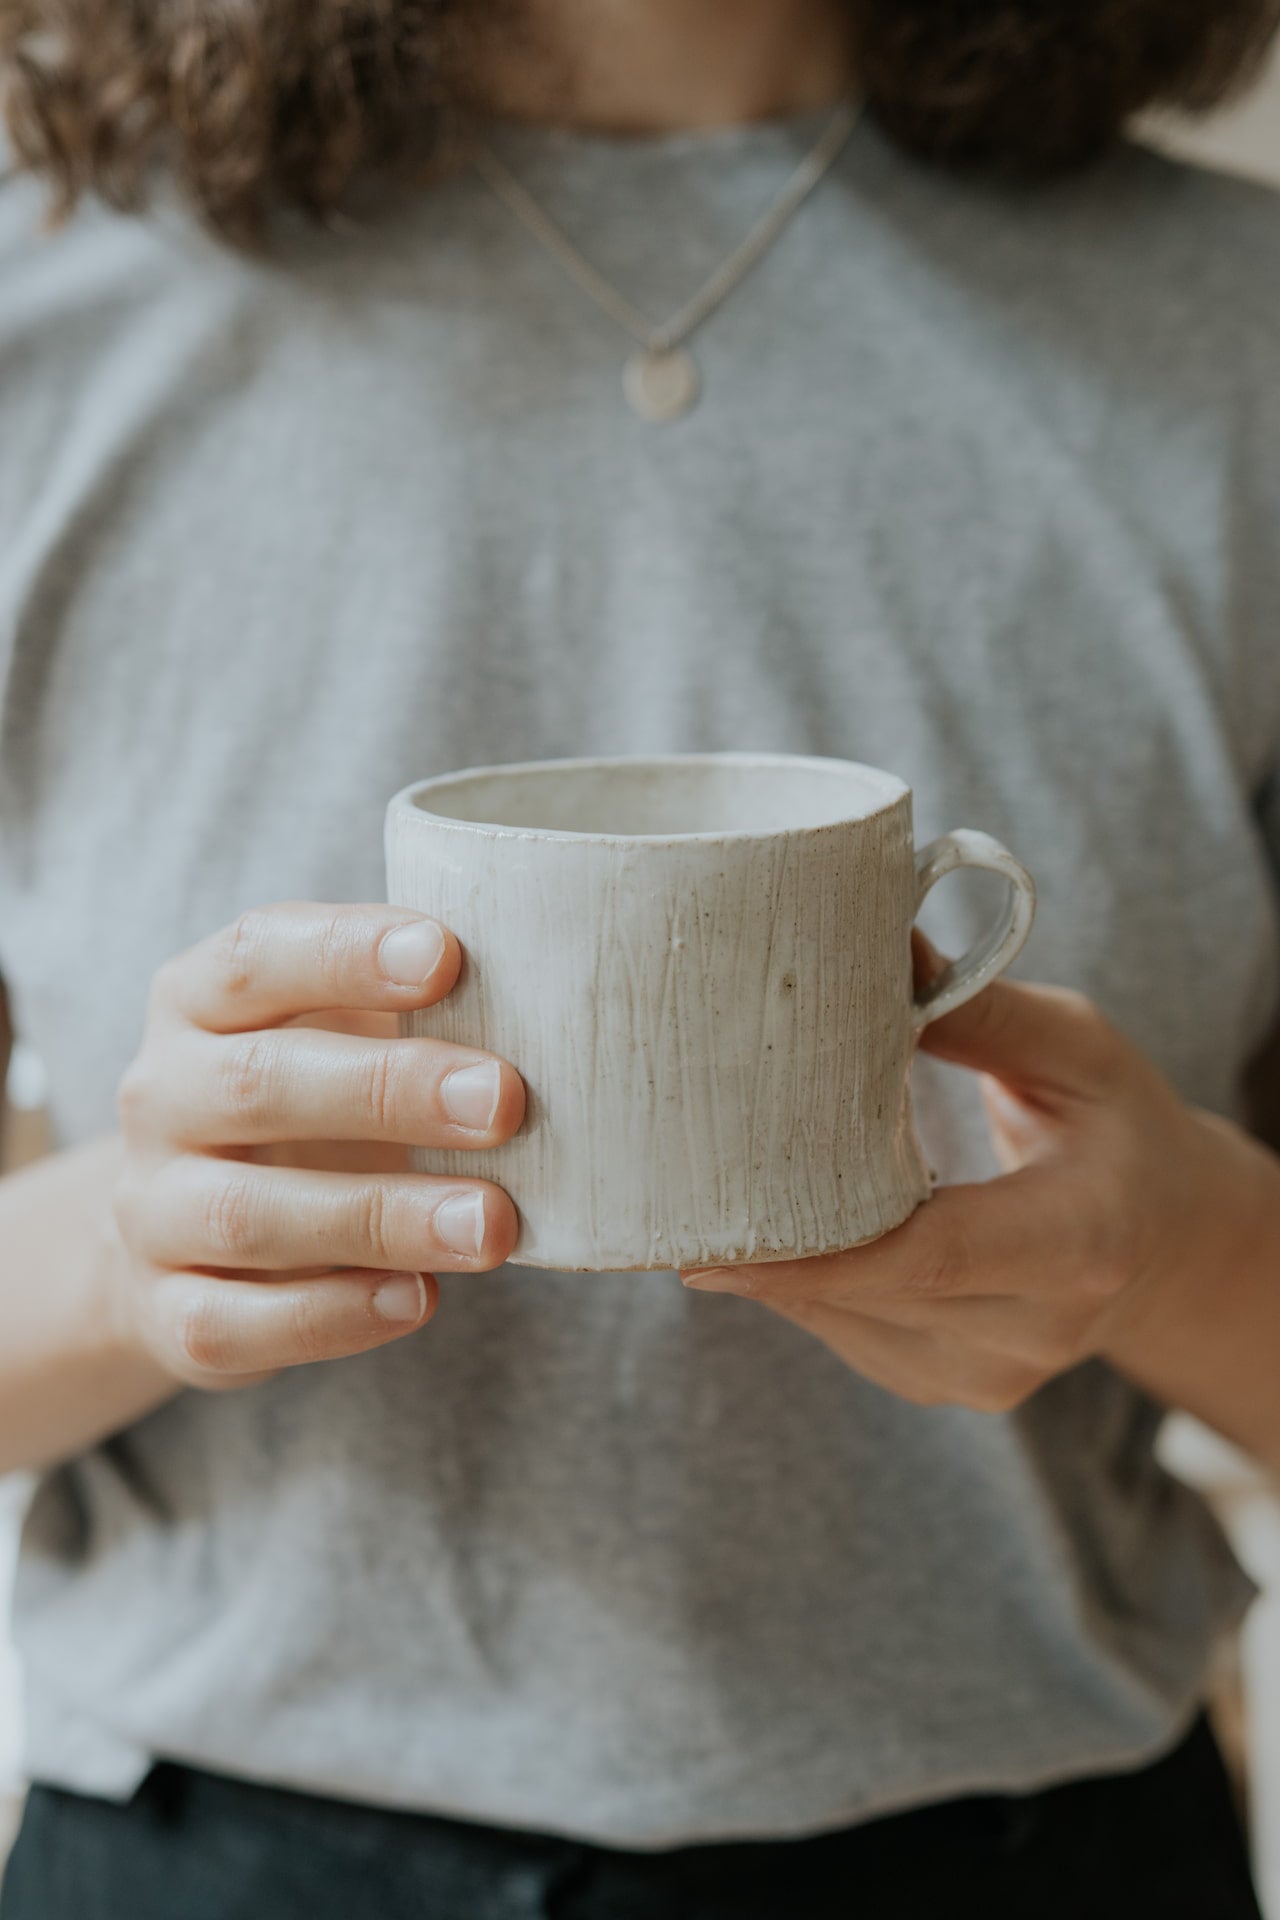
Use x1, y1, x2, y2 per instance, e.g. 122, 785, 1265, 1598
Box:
108, 901, 525, 1391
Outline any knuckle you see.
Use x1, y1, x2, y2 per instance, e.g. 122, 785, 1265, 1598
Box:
314, 911, 359, 994
362, 1047, 401, 1137
201, 1173, 264, 1262
1077, 1248, 1128, 1307
1080, 1001, 1121, 1062
283, 1289, 335, 1366
351, 1180, 397, 1267
215, 1033, 279, 1132
214, 909, 271, 1002
173, 1293, 238, 1374
115, 1058, 156, 1134
1054, 985, 1098, 1025
147, 953, 186, 1014
1062, 991, 1125, 1086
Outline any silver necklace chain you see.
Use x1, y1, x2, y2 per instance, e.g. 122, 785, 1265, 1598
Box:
473, 97, 862, 422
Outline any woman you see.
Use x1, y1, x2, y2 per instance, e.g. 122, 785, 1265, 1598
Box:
0, 0, 1278, 1912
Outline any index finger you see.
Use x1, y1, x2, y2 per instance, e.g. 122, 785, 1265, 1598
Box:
152, 902, 462, 1033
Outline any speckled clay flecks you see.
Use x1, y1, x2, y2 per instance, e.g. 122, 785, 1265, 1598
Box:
385, 754, 1034, 1272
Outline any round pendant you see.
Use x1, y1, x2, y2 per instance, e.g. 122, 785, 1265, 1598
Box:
624, 347, 700, 424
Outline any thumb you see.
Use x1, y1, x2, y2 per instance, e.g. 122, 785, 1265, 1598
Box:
912, 932, 1123, 1106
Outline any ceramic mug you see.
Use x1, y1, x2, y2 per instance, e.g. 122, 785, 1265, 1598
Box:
385, 753, 1035, 1272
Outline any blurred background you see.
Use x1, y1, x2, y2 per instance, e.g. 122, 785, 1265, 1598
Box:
1, 48, 1279, 1900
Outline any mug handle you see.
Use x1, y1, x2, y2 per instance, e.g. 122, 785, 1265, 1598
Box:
912, 829, 1037, 1030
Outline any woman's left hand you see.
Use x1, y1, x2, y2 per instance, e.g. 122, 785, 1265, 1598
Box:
682, 943, 1279, 1416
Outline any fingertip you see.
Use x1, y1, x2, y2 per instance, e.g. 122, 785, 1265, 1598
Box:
439, 1057, 526, 1146
480, 1183, 521, 1268
422, 927, 464, 1005
492, 1061, 527, 1142
372, 1270, 432, 1324
377, 917, 462, 1004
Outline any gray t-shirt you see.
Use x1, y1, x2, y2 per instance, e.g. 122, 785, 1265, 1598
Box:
1, 110, 1278, 1847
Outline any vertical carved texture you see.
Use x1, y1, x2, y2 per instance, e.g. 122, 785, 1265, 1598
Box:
386, 798, 932, 1271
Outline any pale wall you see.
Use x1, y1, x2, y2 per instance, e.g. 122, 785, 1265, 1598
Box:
1146, 40, 1280, 182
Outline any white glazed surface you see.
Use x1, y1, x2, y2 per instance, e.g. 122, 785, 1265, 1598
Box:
385, 754, 1031, 1272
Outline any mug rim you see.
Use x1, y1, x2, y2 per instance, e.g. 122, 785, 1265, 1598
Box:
386, 752, 910, 846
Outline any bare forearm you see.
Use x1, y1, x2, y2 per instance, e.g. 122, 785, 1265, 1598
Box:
0, 1132, 178, 1474
1102, 1115, 1280, 1476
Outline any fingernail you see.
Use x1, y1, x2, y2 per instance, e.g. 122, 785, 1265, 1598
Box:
682, 1267, 749, 1294
434, 1191, 487, 1258
442, 1061, 502, 1131
373, 1272, 427, 1322
379, 920, 447, 987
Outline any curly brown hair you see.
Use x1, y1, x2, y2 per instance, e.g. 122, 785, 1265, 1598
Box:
1, 0, 1277, 245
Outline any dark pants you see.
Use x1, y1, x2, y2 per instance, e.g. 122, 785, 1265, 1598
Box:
1, 1715, 1261, 1920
